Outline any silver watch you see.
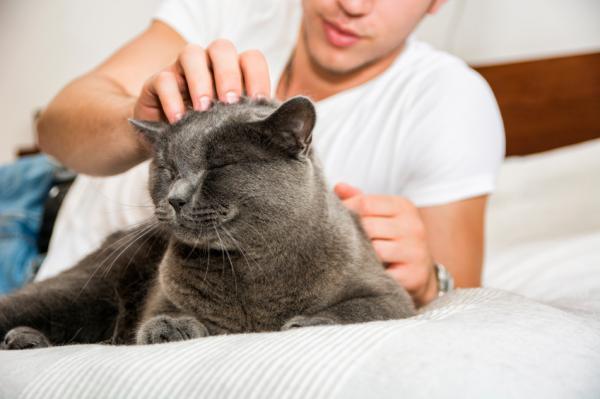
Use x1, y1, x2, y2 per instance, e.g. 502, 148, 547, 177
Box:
434, 262, 454, 296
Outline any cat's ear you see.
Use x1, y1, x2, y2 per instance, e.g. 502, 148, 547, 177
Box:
260, 96, 316, 156
128, 119, 169, 146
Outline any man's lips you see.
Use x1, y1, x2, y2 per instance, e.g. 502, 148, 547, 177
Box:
322, 19, 361, 48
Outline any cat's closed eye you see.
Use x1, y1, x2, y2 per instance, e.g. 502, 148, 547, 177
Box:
207, 161, 236, 171
158, 165, 177, 180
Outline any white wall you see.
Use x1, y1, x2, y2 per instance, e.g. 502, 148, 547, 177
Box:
0, 0, 159, 164
1, 0, 599, 164
416, 0, 600, 65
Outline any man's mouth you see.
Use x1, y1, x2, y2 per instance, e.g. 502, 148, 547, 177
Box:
322, 19, 361, 48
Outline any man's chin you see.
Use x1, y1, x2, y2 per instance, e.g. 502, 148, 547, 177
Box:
306, 43, 377, 77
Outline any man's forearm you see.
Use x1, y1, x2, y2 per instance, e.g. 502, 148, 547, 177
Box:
37, 74, 148, 176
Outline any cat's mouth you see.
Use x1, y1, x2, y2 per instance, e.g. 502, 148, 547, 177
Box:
156, 205, 238, 240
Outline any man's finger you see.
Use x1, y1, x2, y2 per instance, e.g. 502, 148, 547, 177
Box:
207, 39, 243, 103
150, 70, 187, 123
356, 195, 414, 217
385, 264, 421, 294
361, 216, 406, 240
240, 49, 271, 99
371, 239, 409, 264
177, 44, 214, 111
334, 182, 362, 200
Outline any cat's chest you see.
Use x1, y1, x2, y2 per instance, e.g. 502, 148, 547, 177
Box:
162, 263, 318, 333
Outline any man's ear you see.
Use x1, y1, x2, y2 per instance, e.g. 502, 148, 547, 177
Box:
128, 119, 169, 146
258, 96, 316, 156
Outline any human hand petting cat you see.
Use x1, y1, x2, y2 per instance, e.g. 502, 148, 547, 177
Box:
133, 40, 271, 125
334, 183, 439, 307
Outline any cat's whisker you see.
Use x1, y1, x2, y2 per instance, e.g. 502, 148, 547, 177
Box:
94, 223, 156, 281
221, 225, 264, 277
65, 327, 83, 345
202, 228, 211, 284
101, 223, 159, 279
97, 219, 159, 254
77, 222, 158, 297
121, 223, 161, 274
213, 223, 238, 297
198, 190, 265, 278
199, 189, 269, 249
90, 223, 158, 299
232, 217, 270, 249
183, 225, 204, 264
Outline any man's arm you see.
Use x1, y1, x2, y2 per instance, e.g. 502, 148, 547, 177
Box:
419, 195, 487, 289
37, 21, 186, 176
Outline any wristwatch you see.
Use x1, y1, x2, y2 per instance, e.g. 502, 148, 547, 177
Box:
434, 262, 454, 296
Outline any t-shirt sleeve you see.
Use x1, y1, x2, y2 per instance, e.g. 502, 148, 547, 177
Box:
398, 64, 505, 207
153, 0, 233, 44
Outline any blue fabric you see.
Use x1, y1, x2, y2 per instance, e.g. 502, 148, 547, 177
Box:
0, 154, 56, 294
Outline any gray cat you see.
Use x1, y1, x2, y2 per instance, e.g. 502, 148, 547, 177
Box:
0, 96, 415, 349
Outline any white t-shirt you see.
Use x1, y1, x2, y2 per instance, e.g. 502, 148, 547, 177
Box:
36, 0, 504, 280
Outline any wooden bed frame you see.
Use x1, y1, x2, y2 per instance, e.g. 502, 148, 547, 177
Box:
474, 52, 600, 156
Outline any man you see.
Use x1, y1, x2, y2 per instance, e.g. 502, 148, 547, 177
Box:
36, 0, 504, 306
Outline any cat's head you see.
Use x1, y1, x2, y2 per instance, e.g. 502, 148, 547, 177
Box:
129, 96, 320, 246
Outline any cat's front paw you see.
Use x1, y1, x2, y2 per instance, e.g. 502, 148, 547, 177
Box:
136, 315, 209, 345
281, 315, 337, 331
1, 326, 51, 350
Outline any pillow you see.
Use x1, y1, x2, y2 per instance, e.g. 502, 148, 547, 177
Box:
485, 138, 600, 257
484, 231, 600, 302
484, 138, 600, 301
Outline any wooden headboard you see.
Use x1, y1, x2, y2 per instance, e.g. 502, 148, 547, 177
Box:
474, 52, 600, 156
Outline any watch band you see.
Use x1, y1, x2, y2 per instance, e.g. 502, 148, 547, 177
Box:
434, 262, 454, 296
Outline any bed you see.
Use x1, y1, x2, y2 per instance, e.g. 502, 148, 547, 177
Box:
1, 53, 599, 399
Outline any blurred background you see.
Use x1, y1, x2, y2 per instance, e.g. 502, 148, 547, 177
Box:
1, 0, 600, 163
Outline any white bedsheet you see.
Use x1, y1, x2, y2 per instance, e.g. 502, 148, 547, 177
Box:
1, 288, 599, 399
4, 140, 600, 398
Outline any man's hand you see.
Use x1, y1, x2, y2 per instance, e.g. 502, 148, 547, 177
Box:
334, 183, 438, 307
37, 21, 275, 176
134, 40, 272, 124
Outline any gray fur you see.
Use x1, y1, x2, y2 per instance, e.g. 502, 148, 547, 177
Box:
0, 96, 415, 349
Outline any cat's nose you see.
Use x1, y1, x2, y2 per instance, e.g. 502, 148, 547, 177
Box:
168, 196, 187, 212
168, 178, 195, 212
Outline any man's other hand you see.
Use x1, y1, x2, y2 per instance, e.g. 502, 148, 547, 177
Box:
334, 182, 438, 307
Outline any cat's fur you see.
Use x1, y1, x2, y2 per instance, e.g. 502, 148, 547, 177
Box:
0, 96, 415, 349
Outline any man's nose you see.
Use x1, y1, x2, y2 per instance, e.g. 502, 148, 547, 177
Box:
337, 0, 374, 17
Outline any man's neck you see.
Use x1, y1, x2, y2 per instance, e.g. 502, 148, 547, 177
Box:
277, 26, 404, 102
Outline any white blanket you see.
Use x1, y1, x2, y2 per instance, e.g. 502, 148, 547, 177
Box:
1, 288, 599, 399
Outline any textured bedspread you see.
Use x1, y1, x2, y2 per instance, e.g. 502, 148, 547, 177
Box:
2, 288, 599, 399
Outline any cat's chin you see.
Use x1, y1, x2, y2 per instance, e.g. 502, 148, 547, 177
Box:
169, 224, 237, 251
170, 226, 213, 244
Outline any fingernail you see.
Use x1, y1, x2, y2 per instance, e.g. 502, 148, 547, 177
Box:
254, 93, 267, 100
199, 96, 211, 111
174, 112, 183, 122
225, 91, 239, 104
